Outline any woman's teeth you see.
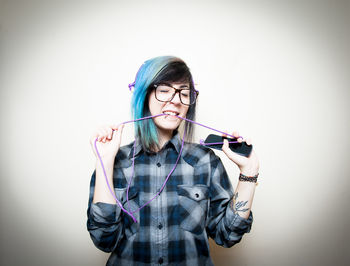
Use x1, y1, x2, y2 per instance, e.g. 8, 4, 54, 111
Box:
163, 111, 178, 115
163, 111, 180, 120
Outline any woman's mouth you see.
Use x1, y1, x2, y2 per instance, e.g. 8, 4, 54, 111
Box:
163, 111, 179, 116
162, 111, 180, 120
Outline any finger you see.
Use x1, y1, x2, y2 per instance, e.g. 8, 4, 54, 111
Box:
246, 137, 252, 145
222, 138, 229, 151
102, 127, 109, 135
114, 124, 125, 143
101, 134, 107, 142
97, 127, 107, 135
101, 130, 110, 142
222, 138, 231, 157
111, 123, 122, 131
102, 127, 111, 142
92, 132, 100, 142
96, 130, 105, 141
106, 127, 113, 140
222, 139, 244, 165
223, 137, 239, 155
232, 131, 239, 138
119, 123, 125, 133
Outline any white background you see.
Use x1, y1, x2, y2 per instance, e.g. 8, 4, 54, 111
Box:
0, 0, 349, 265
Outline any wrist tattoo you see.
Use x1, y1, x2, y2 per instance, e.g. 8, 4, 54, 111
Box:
230, 192, 250, 213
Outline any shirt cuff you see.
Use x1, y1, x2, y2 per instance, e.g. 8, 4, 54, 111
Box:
225, 204, 253, 233
89, 202, 121, 225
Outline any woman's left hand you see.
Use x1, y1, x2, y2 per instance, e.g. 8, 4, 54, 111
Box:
222, 131, 260, 176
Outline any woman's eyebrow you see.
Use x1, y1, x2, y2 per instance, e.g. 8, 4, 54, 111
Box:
161, 82, 190, 88
159, 81, 190, 88
179, 84, 190, 88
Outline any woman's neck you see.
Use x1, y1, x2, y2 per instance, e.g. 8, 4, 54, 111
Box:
155, 129, 174, 152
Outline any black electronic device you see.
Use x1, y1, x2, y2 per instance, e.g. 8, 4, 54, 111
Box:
203, 134, 252, 157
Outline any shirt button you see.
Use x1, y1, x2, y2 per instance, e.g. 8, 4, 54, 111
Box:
158, 223, 163, 229
156, 162, 161, 167
158, 257, 163, 264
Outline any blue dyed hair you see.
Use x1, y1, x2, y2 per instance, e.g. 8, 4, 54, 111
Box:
131, 55, 197, 151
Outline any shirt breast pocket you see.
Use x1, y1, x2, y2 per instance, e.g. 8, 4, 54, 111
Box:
177, 184, 209, 235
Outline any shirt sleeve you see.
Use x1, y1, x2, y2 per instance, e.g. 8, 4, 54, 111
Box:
206, 153, 253, 248
86, 170, 123, 253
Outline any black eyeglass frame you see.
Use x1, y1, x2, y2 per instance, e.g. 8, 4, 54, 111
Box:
153, 83, 199, 106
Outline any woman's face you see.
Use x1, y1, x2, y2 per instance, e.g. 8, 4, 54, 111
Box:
148, 82, 190, 134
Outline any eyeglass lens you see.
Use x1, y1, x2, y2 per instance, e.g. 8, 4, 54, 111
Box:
155, 85, 196, 105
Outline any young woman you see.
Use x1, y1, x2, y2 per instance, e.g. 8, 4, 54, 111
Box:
87, 56, 259, 265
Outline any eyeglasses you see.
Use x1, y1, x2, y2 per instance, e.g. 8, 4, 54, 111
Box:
153, 83, 199, 106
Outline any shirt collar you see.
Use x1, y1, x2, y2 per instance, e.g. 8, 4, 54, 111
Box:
128, 131, 183, 159
167, 131, 183, 154
128, 139, 143, 159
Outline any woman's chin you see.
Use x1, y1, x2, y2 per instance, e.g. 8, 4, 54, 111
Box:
163, 114, 180, 121
157, 120, 180, 131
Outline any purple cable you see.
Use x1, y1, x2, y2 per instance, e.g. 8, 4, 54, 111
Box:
200, 140, 241, 146
173, 115, 242, 140
94, 137, 137, 222
94, 113, 242, 223
94, 114, 165, 223
125, 139, 136, 213
126, 126, 186, 214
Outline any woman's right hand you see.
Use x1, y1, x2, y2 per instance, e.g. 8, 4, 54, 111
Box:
90, 123, 125, 161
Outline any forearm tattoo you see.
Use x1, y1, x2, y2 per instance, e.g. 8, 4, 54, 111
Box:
230, 192, 250, 213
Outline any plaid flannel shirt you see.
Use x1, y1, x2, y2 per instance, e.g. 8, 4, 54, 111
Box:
87, 132, 253, 265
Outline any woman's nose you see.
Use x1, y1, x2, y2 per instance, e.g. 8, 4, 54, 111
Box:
170, 91, 182, 104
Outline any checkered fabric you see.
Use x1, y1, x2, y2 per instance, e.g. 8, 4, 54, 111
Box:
87, 132, 253, 265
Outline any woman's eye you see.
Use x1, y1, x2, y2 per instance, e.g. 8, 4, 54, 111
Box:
181, 91, 190, 97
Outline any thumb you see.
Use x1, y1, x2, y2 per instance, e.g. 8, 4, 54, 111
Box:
222, 138, 229, 151
113, 123, 124, 143
221, 129, 230, 152
111, 123, 122, 131
222, 138, 246, 166
223, 146, 244, 164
